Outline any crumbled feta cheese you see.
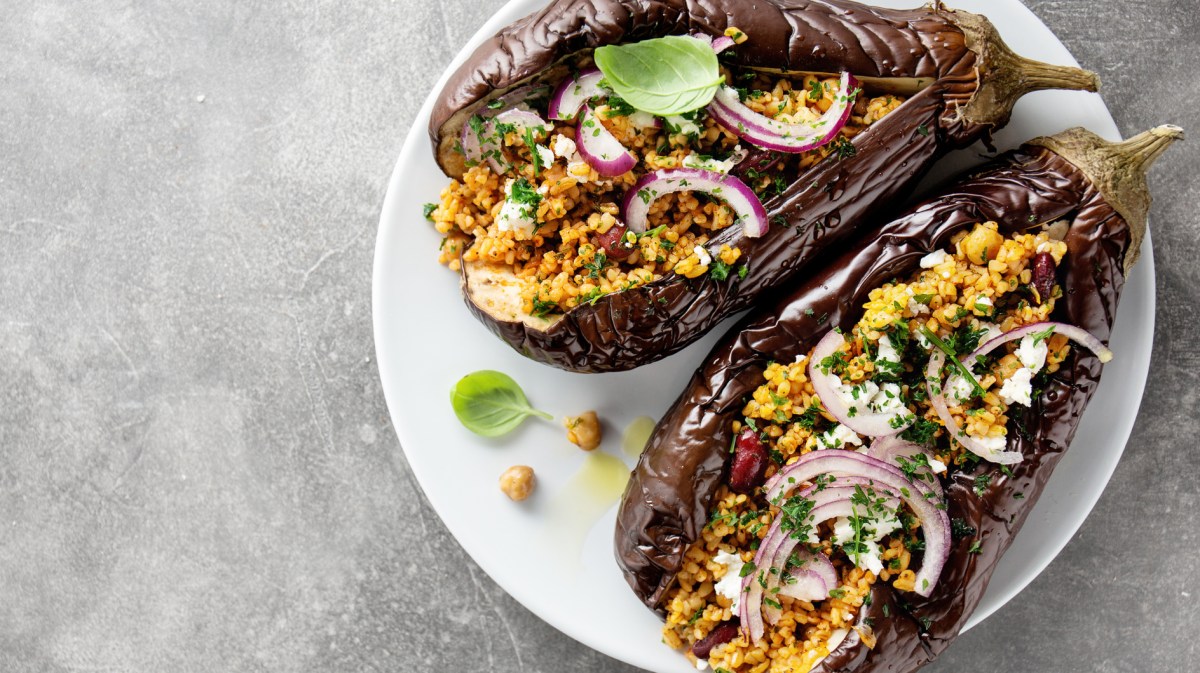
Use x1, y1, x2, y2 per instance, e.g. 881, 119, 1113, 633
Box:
875, 334, 901, 367
835, 380, 879, 418
915, 330, 933, 350
919, 249, 949, 268
1015, 334, 1048, 372
999, 367, 1034, 406
819, 423, 863, 449
535, 144, 555, 168
944, 374, 975, 403
971, 433, 1008, 455
695, 659, 709, 671
627, 111, 660, 129
551, 134, 577, 159
869, 382, 904, 414
495, 180, 537, 237
832, 509, 901, 575
682, 146, 745, 175
973, 295, 993, 312
712, 550, 745, 612
694, 245, 712, 267
666, 114, 702, 137
927, 456, 948, 474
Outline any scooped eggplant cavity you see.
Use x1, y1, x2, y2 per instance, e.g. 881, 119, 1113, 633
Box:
426, 31, 902, 321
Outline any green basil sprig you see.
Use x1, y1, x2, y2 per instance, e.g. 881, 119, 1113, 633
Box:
593, 35, 723, 116
450, 370, 552, 437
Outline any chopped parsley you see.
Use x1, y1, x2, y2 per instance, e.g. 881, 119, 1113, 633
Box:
531, 296, 557, 318
710, 260, 731, 281
1030, 324, 1057, 345
968, 540, 983, 555
422, 203, 437, 220
808, 80, 824, 101
522, 127, 543, 175
509, 177, 542, 208
900, 416, 940, 446
972, 473, 992, 497
921, 327, 985, 399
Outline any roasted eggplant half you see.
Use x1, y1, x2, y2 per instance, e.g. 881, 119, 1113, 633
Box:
613, 125, 1182, 671
424, 0, 1099, 372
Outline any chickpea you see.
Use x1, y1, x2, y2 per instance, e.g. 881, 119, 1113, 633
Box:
564, 411, 603, 451
962, 224, 1005, 265
499, 465, 535, 501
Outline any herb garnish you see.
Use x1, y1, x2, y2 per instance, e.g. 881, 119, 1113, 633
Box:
449, 370, 553, 437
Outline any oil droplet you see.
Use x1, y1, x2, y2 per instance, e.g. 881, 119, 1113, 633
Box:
623, 416, 657, 458
545, 451, 632, 574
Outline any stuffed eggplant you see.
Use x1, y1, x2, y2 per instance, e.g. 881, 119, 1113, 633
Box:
424, 0, 1099, 373
613, 125, 1182, 672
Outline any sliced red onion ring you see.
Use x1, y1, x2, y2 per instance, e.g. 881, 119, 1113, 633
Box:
548, 67, 604, 121
964, 321, 1114, 369
925, 351, 1023, 465
707, 72, 858, 153
867, 436, 944, 497
762, 450, 949, 596
576, 104, 637, 176
620, 168, 768, 237
744, 482, 905, 641
808, 331, 914, 437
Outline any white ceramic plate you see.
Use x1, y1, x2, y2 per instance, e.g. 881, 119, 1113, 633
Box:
373, 2, 1153, 670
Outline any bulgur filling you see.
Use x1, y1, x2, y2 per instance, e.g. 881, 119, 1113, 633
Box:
663, 223, 1085, 673
427, 44, 907, 318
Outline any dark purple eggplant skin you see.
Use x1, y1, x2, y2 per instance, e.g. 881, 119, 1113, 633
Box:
432, 0, 1098, 373
614, 126, 1181, 672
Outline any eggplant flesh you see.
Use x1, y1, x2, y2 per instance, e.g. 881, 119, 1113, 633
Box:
431, 0, 1098, 373
613, 126, 1181, 672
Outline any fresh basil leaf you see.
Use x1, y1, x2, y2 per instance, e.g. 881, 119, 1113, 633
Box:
593, 35, 723, 116
449, 370, 552, 437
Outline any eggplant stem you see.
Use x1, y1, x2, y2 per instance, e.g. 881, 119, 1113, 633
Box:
1031, 126, 1184, 274
951, 10, 1099, 126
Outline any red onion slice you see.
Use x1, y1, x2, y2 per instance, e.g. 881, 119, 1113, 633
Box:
867, 436, 944, 497
762, 450, 950, 598
964, 321, 1114, 369
925, 351, 1024, 465
707, 72, 858, 153
461, 109, 553, 174
808, 331, 914, 437
688, 32, 735, 54
548, 67, 604, 121
576, 104, 637, 176
620, 168, 768, 237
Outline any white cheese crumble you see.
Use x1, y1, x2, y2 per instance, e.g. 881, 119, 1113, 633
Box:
551, 134, 576, 159
919, 249, 949, 268
495, 179, 537, 237
682, 146, 746, 175
1015, 334, 1048, 372
832, 509, 902, 575
973, 295, 993, 311
944, 374, 975, 403
906, 286, 931, 316
999, 367, 1034, 406
666, 114, 702, 137
875, 334, 901, 367
869, 382, 904, 414
535, 144, 555, 169
712, 550, 745, 612
819, 423, 863, 449
916, 330, 933, 350
694, 245, 713, 267
627, 110, 660, 129
971, 433, 1008, 455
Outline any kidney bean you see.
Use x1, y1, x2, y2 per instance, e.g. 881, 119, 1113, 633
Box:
728, 427, 769, 494
595, 222, 636, 261
691, 620, 741, 660
1031, 252, 1057, 304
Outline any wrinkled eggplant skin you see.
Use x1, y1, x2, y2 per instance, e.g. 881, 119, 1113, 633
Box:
438, 0, 1013, 373
614, 143, 1128, 671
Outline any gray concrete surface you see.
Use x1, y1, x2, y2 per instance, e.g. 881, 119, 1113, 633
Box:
1, 0, 1196, 671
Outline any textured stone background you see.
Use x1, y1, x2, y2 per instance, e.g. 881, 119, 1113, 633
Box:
1, 1, 1196, 671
